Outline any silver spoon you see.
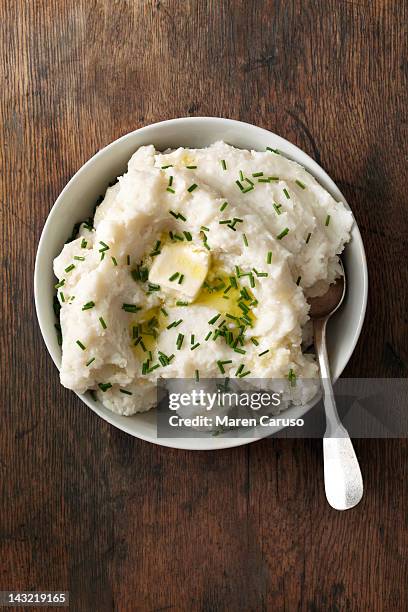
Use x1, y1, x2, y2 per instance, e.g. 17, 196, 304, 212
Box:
308, 260, 363, 510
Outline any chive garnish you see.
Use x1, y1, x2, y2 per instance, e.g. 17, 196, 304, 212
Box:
126, 255, 130, 265
176, 333, 184, 350
60, 292, 65, 302
76, 340, 86, 350
195, 369, 200, 381
111, 256, 118, 266
277, 228, 289, 240
81, 239, 87, 249
86, 357, 95, 367
191, 343, 200, 351
176, 300, 188, 306
234, 348, 246, 355
183, 231, 192, 241
230, 276, 237, 288
252, 172, 263, 177
100, 252, 105, 261
65, 264, 75, 273
306, 232, 312, 244
74, 256, 85, 261
266, 147, 280, 154
186, 165, 197, 169
267, 251, 272, 264
168, 176, 174, 187
55, 279, 65, 289
251, 337, 259, 346
239, 370, 251, 378
220, 159, 227, 170
187, 183, 198, 192
296, 276, 301, 286
235, 364, 245, 376
288, 369, 297, 386
99, 316, 107, 329
325, 214, 331, 226
296, 179, 306, 189
235, 180, 244, 191
122, 304, 142, 313
243, 233, 248, 247
178, 274, 184, 285
148, 283, 161, 292
99, 241, 109, 251
239, 170, 244, 181
160, 307, 168, 317
205, 331, 212, 341
208, 314, 220, 325
120, 389, 133, 395
217, 360, 232, 374
269, 176, 280, 181
220, 201, 228, 211
258, 178, 270, 183
259, 349, 269, 356
82, 301, 95, 310
283, 188, 290, 199
219, 219, 231, 225
273, 203, 282, 215
98, 382, 112, 392
167, 319, 183, 329
161, 164, 173, 169
166, 187, 175, 194
169, 272, 180, 282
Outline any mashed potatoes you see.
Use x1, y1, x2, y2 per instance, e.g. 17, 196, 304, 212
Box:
53, 142, 353, 415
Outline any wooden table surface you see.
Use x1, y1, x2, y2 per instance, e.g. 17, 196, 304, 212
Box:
1, 1, 407, 610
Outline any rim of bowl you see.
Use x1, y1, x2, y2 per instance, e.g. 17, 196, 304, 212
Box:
34, 116, 368, 451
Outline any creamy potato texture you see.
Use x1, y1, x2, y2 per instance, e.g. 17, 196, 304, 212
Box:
53, 142, 353, 415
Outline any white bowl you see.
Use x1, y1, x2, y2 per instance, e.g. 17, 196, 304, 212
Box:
34, 117, 368, 450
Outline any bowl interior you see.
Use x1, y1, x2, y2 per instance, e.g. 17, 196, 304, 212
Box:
35, 117, 368, 450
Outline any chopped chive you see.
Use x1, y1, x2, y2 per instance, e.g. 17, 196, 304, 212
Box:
208, 314, 220, 325
242, 186, 254, 193
190, 334, 195, 345
205, 331, 212, 341
99, 241, 109, 251
267, 251, 272, 264
176, 333, 184, 349
195, 369, 200, 381
258, 178, 270, 183
239, 170, 244, 181
252, 171, 263, 177
168, 175, 174, 187
160, 307, 168, 317
187, 183, 198, 193
167, 319, 183, 329
169, 272, 180, 282
235, 180, 244, 191
239, 370, 251, 378
176, 300, 188, 306
230, 276, 238, 288
243, 233, 248, 247
306, 232, 312, 244
186, 165, 197, 169
220, 159, 227, 170
219, 219, 232, 225
296, 276, 301, 286
325, 214, 331, 226
191, 342, 200, 351
74, 256, 85, 261
120, 388, 133, 395
76, 340, 86, 350
259, 349, 269, 356
183, 231, 192, 241
269, 176, 280, 181
81, 239, 87, 249
161, 164, 173, 169
283, 188, 290, 199
273, 203, 282, 215
59, 291, 65, 302
111, 256, 118, 266
98, 382, 112, 392
126, 255, 130, 265
201, 226, 209, 232
148, 283, 161, 292
235, 364, 245, 376
166, 187, 175, 194
55, 279, 65, 289
296, 179, 306, 189
288, 368, 297, 386
65, 264, 75, 273
220, 201, 228, 211
234, 348, 246, 355
82, 301, 95, 310
178, 274, 184, 285
99, 316, 107, 329
277, 227, 289, 240
122, 304, 142, 313
251, 337, 259, 346
249, 274, 255, 288
266, 147, 280, 154
86, 357, 95, 367
223, 285, 232, 295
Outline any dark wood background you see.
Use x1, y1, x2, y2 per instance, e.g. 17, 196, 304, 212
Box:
1, 1, 407, 610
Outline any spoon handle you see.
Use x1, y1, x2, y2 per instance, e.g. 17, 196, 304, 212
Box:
314, 318, 363, 510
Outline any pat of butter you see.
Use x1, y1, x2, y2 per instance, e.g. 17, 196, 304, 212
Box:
149, 243, 210, 301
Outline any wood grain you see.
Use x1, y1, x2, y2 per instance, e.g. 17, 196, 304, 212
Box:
1, 1, 407, 610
